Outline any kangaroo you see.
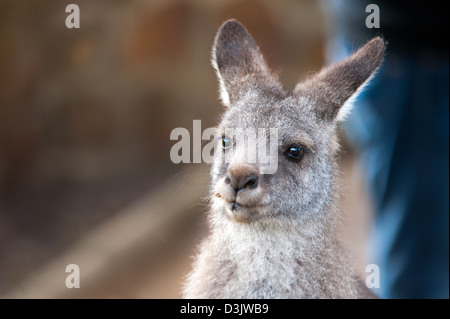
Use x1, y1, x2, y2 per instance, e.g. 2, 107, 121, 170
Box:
183, 19, 385, 298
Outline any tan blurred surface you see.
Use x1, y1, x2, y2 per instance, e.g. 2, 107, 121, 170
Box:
1, 0, 372, 298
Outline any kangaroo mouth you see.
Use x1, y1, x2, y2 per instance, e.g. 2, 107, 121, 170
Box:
215, 193, 259, 210
215, 193, 263, 223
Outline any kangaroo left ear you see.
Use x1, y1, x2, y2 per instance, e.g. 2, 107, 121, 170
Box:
212, 19, 276, 107
294, 37, 386, 122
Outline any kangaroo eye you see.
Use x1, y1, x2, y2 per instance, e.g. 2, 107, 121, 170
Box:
222, 136, 231, 149
285, 145, 306, 161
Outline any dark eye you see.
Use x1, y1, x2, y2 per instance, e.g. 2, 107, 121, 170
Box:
221, 136, 231, 149
285, 145, 306, 161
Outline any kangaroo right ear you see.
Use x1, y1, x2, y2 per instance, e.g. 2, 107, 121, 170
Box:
212, 20, 272, 107
294, 37, 386, 122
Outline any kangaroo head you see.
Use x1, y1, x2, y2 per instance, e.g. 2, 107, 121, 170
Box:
210, 20, 385, 225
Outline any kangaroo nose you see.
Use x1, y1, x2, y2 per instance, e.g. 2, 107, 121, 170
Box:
225, 164, 259, 192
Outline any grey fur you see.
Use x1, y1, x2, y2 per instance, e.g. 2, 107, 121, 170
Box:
183, 20, 385, 299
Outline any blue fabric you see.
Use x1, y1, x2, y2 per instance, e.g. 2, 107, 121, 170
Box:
333, 40, 449, 298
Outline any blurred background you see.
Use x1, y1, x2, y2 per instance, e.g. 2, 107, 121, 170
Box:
0, 0, 447, 298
